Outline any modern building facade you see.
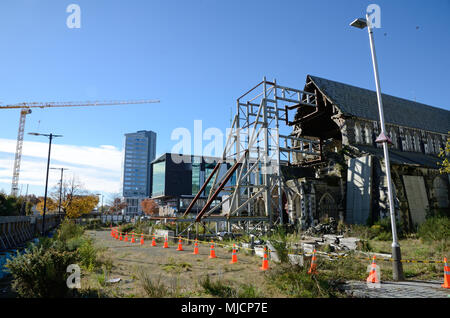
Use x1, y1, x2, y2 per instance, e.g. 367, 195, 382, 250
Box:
122, 130, 157, 214
151, 153, 227, 216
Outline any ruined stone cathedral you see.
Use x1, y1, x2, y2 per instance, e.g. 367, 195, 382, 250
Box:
285, 75, 450, 230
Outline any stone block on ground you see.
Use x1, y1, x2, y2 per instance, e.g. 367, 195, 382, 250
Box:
302, 243, 316, 253
266, 241, 281, 263
288, 254, 304, 267
254, 246, 265, 257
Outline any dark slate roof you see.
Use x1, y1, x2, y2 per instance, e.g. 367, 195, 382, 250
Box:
307, 75, 450, 134
355, 145, 441, 169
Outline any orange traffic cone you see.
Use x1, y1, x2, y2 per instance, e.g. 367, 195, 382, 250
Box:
176, 237, 184, 251
140, 233, 144, 245
163, 236, 169, 248
124, 233, 128, 242
151, 235, 157, 246
209, 240, 217, 259
131, 233, 136, 243
366, 256, 379, 283
230, 244, 238, 264
193, 239, 199, 255
442, 257, 449, 289
308, 249, 317, 275
119, 232, 123, 241
260, 247, 269, 270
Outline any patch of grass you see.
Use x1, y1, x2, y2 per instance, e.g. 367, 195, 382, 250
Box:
136, 269, 172, 298
318, 253, 368, 283
356, 240, 372, 252
418, 217, 449, 245
57, 219, 85, 242
200, 275, 236, 298
237, 284, 263, 298
266, 264, 341, 298
161, 257, 192, 273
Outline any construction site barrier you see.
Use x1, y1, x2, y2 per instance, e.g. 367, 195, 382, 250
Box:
109, 227, 446, 265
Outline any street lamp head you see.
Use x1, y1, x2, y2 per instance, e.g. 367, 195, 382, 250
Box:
28, 132, 63, 138
350, 18, 367, 29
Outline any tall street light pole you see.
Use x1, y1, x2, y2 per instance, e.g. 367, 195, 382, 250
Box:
29, 132, 63, 236
50, 167, 69, 222
350, 15, 404, 280
96, 193, 103, 213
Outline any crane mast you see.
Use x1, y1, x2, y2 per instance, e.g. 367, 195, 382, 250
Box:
1, 99, 160, 196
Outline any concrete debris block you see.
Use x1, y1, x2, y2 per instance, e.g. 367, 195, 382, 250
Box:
339, 237, 360, 250
216, 231, 233, 241
359, 251, 392, 258
288, 254, 304, 267
254, 246, 265, 257
107, 278, 121, 283
302, 243, 316, 253
266, 241, 280, 263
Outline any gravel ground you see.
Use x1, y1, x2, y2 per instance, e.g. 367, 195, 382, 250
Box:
86, 229, 273, 297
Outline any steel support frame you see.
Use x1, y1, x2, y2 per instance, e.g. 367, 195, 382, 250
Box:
194, 77, 320, 230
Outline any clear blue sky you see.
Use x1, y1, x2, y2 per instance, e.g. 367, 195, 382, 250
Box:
0, 0, 449, 196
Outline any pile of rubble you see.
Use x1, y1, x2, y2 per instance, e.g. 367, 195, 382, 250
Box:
304, 217, 340, 236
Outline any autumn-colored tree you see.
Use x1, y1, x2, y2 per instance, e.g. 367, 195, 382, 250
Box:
438, 133, 450, 174
141, 198, 159, 215
108, 198, 128, 214
46, 175, 98, 218
36, 197, 58, 215
62, 194, 99, 219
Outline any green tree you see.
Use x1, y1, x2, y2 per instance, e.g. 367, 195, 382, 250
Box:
438, 133, 450, 173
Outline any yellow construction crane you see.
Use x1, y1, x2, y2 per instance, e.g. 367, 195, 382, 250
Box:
0, 99, 160, 196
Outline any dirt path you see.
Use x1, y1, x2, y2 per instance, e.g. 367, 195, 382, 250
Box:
86, 229, 274, 297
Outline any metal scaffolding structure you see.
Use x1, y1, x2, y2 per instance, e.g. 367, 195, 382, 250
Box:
182, 77, 322, 232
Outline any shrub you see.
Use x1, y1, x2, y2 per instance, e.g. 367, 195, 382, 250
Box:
118, 223, 135, 233
133, 221, 153, 235
418, 217, 450, 243
264, 226, 289, 263
374, 231, 392, 241
84, 219, 102, 230
5, 245, 79, 298
66, 236, 86, 252
78, 239, 99, 272
57, 220, 84, 242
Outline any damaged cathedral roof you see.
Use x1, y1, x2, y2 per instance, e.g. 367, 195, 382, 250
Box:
307, 75, 450, 135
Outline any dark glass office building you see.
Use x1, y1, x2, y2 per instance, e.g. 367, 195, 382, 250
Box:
151, 153, 226, 215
